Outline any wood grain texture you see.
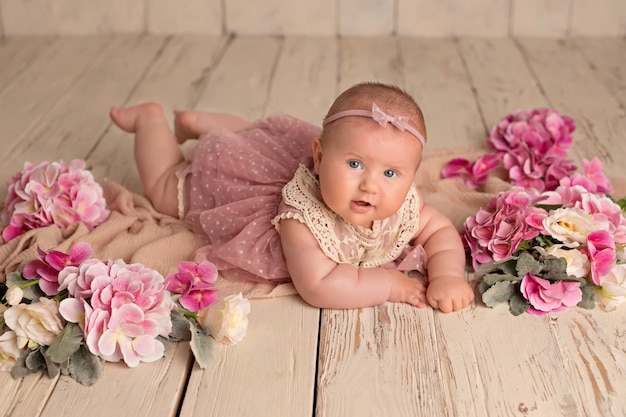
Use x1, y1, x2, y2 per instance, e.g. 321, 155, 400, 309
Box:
399, 38, 486, 149
194, 36, 282, 121
147, 0, 222, 35
0, 36, 165, 189
517, 38, 626, 179
1, 0, 625, 36
180, 296, 320, 417
511, 0, 572, 37
397, 0, 510, 36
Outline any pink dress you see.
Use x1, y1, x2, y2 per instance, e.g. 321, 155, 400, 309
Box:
180, 114, 427, 286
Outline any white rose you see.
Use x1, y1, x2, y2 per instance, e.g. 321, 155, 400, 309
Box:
197, 293, 250, 345
542, 207, 597, 247
3, 298, 64, 348
0, 330, 24, 372
539, 245, 591, 278
598, 264, 626, 312
5, 286, 24, 306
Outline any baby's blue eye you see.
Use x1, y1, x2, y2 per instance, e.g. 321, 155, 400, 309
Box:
384, 169, 397, 178
348, 160, 362, 169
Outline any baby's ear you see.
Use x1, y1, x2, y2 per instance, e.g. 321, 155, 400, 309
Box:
311, 137, 323, 174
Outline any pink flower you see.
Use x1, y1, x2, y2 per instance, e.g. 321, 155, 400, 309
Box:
488, 108, 574, 159
540, 185, 586, 207
1, 160, 109, 242
520, 274, 582, 314
165, 261, 219, 312
22, 242, 93, 295
58, 258, 111, 300
441, 153, 500, 188
463, 187, 546, 269
581, 157, 612, 193
58, 259, 174, 367
586, 230, 616, 285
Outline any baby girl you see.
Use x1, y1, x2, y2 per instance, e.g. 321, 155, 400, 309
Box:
110, 81, 474, 312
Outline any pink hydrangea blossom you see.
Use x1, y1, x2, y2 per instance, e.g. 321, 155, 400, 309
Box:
463, 187, 547, 269
165, 261, 218, 312
441, 108, 589, 192
1, 160, 110, 242
58, 259, 174, 367
520, 274, 582, 315
558, 157, 612, 194
22, 242, 93, 296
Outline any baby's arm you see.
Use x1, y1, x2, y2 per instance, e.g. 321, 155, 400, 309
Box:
279, 218, 427, 309
413, 195, 474, 312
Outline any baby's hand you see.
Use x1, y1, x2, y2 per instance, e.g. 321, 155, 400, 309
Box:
426, 276, 474, 313
388, 270, 428, 308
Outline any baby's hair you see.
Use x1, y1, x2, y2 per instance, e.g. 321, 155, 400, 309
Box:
323, 82, 427, 141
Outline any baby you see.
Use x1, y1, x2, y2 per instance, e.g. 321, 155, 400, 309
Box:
110, 82, 474, 312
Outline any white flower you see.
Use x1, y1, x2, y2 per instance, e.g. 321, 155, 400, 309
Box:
5, 286, 24, 306
3, 298, 64, 348
598, 264, 626, 312
0, 331, 24, 372
542, 207, 597, 247
536, 245, 591, 278
197, 293, 250, 345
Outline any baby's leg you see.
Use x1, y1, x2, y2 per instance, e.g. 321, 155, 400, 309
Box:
110, 103, 182, 217
174, 110, 253, 143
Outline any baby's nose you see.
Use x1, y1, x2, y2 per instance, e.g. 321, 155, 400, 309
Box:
359, 172, 379, 192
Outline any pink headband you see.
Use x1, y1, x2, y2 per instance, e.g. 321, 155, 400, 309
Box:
322, 102, 426, 148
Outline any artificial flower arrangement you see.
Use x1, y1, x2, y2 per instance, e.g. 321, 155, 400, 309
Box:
443, 108, 626, 315
0, 242, 251, 385
1, 160, 110, 242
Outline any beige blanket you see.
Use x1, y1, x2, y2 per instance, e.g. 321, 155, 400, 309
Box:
2, 147, 624, 299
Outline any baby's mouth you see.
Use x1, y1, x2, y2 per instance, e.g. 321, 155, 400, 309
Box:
351, 200, 373, 212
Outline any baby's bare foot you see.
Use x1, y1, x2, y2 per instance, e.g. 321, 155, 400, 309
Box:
173, 110, 200, 144
110, 102, 164, 133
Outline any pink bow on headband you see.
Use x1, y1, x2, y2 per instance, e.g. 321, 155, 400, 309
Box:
322, 102, 426, 147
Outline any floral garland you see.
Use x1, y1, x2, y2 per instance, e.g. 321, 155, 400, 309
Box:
0, 160, 250, 384
0, 243, 250, 385
443, 108, 626, 315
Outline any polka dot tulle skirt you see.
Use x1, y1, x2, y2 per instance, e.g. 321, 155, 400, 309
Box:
180, 113, 321, 284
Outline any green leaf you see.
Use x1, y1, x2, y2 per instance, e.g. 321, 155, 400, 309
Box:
25, 349, 46, 372
481, 281, 516, 308
509, 292, 530, 316
541, 256, 570, 281
189, 321, 214, 369
157, 335, 172, 356
6, 271, 25, 286
615, 196, 626, 213
535, 204, 563, 212
11, 350, 38, 379
515, 252, 542, 276
482, 272, 520, 286
577, 283, 596, 310
169, 310, 193, 342
40, 346, 61, 379
46, 322, 84, 363
475, 258, 518, 280
68, 345, 104, 386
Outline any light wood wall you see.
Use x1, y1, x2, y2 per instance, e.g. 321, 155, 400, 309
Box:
0, 0, 625, 37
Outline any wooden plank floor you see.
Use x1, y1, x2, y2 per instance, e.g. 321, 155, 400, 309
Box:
1, 35, 625, 417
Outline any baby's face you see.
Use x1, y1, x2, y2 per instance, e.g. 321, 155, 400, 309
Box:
313, 120, 423, 227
